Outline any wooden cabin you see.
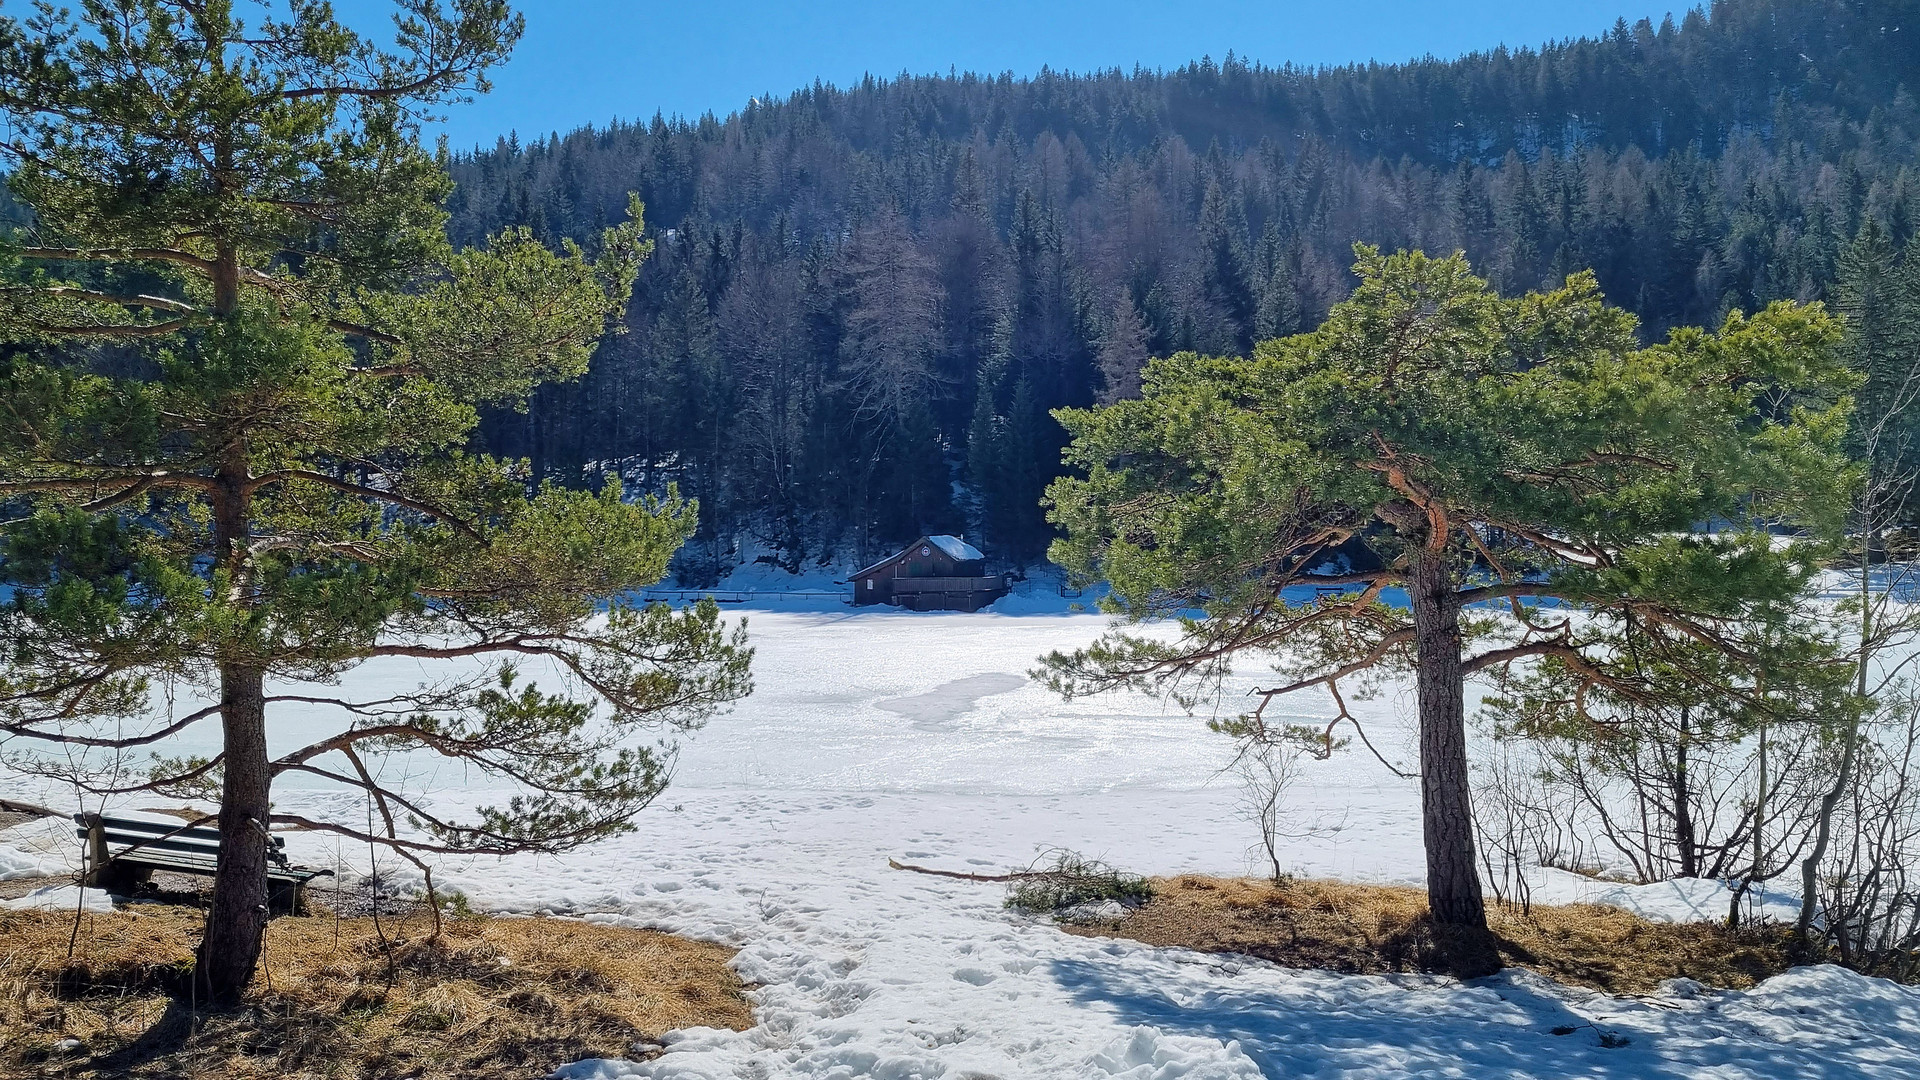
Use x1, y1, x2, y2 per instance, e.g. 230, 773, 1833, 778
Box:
851, 535, 1010, 612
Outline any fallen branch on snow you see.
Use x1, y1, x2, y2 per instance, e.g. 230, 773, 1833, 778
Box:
886, 858, 1039, 882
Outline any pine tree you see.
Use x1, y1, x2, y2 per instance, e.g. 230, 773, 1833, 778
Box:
1044, 248, 1853, 960
0, 1, 751, 1000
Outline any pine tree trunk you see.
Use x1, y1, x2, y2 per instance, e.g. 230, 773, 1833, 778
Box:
196, 402, 271, 1002
194, 662, 272, 1002
1409, 549, 1489, 932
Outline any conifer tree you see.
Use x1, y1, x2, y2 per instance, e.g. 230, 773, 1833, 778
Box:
1198, 178, 1256, 353
0, 0, 751, 999
1254, 260, 1302, 341
1042, 248, 1853, 962
997, 374, 1049, 561
1096, 294, 1152, 404
966, 321, 1011, 542
1834, 221, 1920, 524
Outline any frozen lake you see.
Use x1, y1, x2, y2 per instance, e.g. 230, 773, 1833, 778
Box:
286, 607, 1436, 885
6, 604, 1917, 1079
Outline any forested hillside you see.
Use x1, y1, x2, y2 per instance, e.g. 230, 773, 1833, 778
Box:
448, 0, 1920, 581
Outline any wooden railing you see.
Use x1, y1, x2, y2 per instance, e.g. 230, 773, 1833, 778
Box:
888, 576, 1008, 593
639, 588, 850, 604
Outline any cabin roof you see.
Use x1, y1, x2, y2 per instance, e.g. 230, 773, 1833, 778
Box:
852, 535, 985, 578
927, 535, 984, 562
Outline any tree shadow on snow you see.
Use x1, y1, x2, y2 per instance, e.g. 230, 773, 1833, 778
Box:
1046, 955, 1866, 1079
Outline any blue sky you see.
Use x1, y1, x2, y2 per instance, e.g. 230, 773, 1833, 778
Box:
332, 1, 1670, 151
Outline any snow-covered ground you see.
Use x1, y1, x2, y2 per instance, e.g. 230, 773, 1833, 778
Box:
4, 603, 1918, 1079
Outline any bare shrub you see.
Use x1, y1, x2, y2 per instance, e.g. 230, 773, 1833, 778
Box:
1234, 739, 1304, 883
1813, 688, 1920, 979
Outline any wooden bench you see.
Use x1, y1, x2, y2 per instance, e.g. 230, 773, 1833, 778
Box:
74, 812, 333, 912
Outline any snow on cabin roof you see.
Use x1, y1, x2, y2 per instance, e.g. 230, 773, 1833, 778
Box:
927, 535, 984, 562
852, 535, 985, 577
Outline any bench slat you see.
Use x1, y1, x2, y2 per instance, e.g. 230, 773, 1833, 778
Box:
96, 835, 221, 857
76, 820, 288, 849
83, 816, 223, 839
113, 851, 218, 873
105, 849, 332, 883
104, 841, 298, 870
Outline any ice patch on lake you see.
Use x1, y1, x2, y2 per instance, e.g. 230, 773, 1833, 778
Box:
876, 672, 1027, 726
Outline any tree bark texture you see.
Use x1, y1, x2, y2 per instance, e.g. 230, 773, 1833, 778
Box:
1409, 548, 1489, 931
194, 662, 272, 1002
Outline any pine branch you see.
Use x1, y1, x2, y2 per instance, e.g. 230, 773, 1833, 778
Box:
0, 704, 225, 750
244, 470, 481, 537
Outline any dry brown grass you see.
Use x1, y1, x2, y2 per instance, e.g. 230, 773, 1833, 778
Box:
0, 903, 752, 1079
1063, 875, 1797, 993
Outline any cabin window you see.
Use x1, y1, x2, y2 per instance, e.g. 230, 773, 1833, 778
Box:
864, 579, 872, 590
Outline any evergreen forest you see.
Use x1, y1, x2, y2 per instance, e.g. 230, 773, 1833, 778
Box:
429, 0, 1920, 578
